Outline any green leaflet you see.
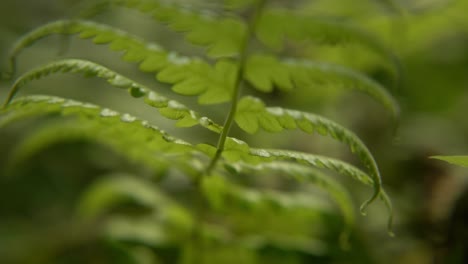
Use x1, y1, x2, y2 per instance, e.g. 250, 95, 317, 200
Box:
247, 148, 393, 235
430, 155, 468, 168
6, 20, 237, 105
249, 148, 373, 186
235, 95, 383, 212
244, 54, 294, 93
198, 138, 393, 234
187, 173, 329, 255
200, 176, 330, 256
226, 162, 355, 248
256, 9, 401, 79
80, 170, 332, 254
199, 139, 373, 193
245, 54, 399, 118
82, 0, 247, 58
202, 179, 330, 254
1, 95, 198, 172
3, 59, 223, 133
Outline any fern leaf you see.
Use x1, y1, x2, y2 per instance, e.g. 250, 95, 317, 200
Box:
199, 139, 372, 188
245, 54, 399, 118
78, 173, 189, 219
256, 9, 401, 78
250, 148, 394, 234
202, 176, 335, 252
1, 95, 201, 172
82, 0, 247, 58
227, 162, 355, 247
235, 95, 383, 211
3, 59, 222, 133
78, 174, 193, 244
430, 155, 468, 168
244, 54, 294, 93
199, 137, 393, 231
202, 137, 394, 232
7, 20, 237, 105
249, 148, 374, 186
201, 176, 331, 254
81, 174, 331, 252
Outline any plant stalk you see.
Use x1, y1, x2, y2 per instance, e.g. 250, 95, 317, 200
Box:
191, 2, 267, 263
204, 0, 267, 176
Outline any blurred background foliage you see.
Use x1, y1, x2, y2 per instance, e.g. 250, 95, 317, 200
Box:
1, 0, 467, 263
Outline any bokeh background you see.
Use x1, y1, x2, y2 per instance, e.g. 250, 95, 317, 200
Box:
1, 0, 468, 263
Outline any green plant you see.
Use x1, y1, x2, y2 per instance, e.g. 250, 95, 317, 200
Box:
431, 156, 468, 168
1, 0, 399, 263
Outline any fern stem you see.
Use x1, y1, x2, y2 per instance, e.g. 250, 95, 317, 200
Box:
192, 3, 267, 263
204, 0, 267, 175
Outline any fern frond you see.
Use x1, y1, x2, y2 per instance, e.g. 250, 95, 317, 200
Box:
198, 137, 393, 232
245, 55, 399, 118
1, 0, 397, 248
78, 174, 193, 244
81, 0, 247, 58
235, 95, 383, 211
7, 20, 237, 104
201, 175, 331, 254
199, 139, 372, 190
88, 174, 329, 253
249, 148, 373, 186
80, 173, 332, 252
226, 162, 355, 247
249, 148, 394, 234
256, 9, 401, 78
1, 95, 202, 172
3, 59, 223, 133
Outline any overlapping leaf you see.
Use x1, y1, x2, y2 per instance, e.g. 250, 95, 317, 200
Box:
200, 175, 331, 255
3, 59, 223, 133
198, 138, 394, 234
256, 9, 401, 78
78, 174, 194, 245
6, 20, 237, 104
81, 0, 247, 57
235, 95, 382, 209
80, 172, 334, 253
245, 54, 399, 118
222, 162, 355, 246
251, 148, 393, 235
1, 95, 198, 172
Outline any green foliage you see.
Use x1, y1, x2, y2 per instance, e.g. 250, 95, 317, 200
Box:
244, 55, 399, 118
1, 95, 198, 172
430, 156, 468, 168
1, 0, 399, 263
4, 59, 222, 132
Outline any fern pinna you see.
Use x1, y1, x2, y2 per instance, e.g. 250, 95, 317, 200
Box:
1, 0, 399, 263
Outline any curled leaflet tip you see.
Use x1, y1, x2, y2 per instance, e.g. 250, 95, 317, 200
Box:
387, 213, 395, 237
359, 200, 371, 216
